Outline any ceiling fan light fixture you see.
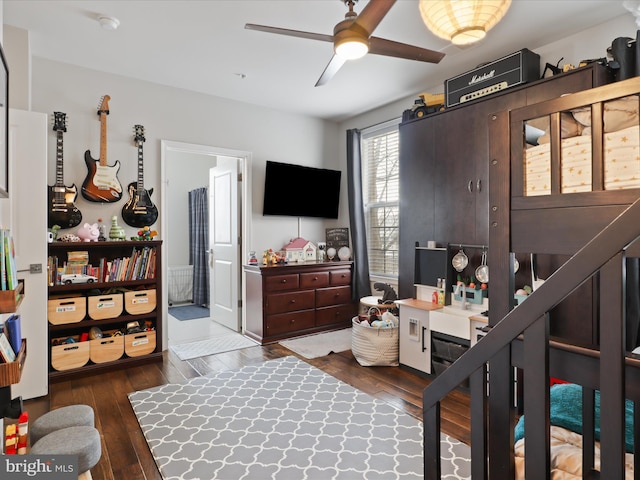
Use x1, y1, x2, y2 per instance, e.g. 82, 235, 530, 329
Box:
335, 37, 369, 60
419, 0, 511, 46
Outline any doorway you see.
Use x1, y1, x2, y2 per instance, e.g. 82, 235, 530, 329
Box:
160, 141, 252, 349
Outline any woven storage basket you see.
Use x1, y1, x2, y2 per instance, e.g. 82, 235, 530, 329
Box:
351, 315, 399, 367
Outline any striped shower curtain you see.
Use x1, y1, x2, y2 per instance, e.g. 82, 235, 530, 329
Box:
189, 187, 209, 306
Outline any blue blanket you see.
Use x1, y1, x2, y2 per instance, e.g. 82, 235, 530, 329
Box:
514, 383, 634, 453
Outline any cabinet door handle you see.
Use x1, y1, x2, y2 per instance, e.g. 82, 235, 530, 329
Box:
468, 180, 473, 193
421, 326, 428, 352
477, 179, 482, 192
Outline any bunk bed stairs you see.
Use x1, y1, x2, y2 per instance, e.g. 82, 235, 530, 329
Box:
422, 76, 640, 479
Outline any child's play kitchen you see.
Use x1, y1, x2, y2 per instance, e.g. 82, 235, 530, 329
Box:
397, 243, 524, 377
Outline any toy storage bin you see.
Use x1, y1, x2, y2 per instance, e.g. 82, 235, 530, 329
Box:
89, 330, 124, 364
51, 337, 90, 371
124, 289, 156, 315
125, 331, 156, 357
87, 293, 123, 320
48, 295, 86, 325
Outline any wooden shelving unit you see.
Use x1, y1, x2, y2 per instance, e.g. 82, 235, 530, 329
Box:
47, 240, 162, 381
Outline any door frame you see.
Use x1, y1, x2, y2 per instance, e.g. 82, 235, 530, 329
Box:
160, 140, 252, 350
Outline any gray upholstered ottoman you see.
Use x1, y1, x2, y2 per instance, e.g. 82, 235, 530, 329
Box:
31, 404, 94, 444
30, 425, 101, 474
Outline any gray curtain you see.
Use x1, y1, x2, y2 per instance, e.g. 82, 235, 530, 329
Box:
189, 187, 209, 306
346, 129, 372, 300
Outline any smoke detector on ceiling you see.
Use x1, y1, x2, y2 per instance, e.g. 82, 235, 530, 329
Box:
98, 15, 120, 31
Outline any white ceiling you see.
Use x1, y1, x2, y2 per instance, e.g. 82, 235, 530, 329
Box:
2, 0, 633, 122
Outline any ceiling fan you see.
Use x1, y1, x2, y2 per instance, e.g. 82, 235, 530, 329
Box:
245, 0, 445, 86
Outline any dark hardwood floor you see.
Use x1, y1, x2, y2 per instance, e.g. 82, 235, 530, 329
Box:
25, 344, 471, 480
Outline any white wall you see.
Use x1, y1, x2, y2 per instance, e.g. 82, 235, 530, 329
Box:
28, 56, 343, 255
166, 150, 216, 267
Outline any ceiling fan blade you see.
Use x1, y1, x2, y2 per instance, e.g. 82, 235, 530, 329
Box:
315, 54, 347, 87
354, 0, 396, 36
245, 24, 333, 43
369, 37, 445, 63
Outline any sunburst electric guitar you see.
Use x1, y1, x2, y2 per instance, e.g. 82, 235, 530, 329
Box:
48, 112, 83, 228
81, 95, 123, 202
122, 125, 158, 227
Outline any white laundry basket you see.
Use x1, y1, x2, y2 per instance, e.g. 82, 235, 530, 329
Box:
351, 315, 399, 367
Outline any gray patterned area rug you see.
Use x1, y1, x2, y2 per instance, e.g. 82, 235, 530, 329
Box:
129, 356, 471, 480
170, 334, 258, 360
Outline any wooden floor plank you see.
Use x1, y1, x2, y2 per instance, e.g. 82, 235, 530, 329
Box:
25, 343, 470, 480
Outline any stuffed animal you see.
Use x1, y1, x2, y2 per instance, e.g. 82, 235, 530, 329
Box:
77, 222, 100, 242
374, 282, 398, 304
58, 233, 81, 242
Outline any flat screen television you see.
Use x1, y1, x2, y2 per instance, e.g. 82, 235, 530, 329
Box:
263, 160, 341, 219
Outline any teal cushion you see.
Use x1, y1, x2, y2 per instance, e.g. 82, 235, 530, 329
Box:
514, 383, 634, 452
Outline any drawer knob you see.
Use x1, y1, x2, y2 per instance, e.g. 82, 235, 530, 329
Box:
313, 276, 318, 280
281, 279, 287, 284
290, 299, 296, 304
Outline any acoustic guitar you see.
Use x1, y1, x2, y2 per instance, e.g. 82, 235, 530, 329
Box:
121, 125, 158, 227
81, 95, 123, 202
47, 112, 82, 229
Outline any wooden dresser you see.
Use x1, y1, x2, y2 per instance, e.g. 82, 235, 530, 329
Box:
244, 261, 356, 344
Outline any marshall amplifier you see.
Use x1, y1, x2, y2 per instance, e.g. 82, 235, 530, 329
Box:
445, 48, 540, 108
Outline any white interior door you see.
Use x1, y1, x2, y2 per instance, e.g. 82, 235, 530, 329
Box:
209, 156, 240, 331
9, 109, 49, 400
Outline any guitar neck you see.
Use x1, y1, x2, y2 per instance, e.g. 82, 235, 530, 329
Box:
137, 143, 145, 190
99, 112, 108, 167
55, 130, 65, 186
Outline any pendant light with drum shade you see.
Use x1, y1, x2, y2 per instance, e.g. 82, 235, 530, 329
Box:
418, 0, 512, 46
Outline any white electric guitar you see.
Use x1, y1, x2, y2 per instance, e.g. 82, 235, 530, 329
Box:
81, 95, 123, 202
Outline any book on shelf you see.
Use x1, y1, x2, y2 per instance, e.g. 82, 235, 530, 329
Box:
67, 250, 89, 265
0, 331, 16, 363
0, 229, 5, 290
5, 314, 21, 355
1, 229, 18, 291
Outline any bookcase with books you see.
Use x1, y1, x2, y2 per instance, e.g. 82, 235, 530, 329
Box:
47, 240, 162, 380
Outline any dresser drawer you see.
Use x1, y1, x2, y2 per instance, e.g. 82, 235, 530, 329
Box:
300, 271, 330, 289
316, 304, 357, 326
266, 290, 315, 315
316, 285, 352, 307
266, 310, 315, 336
330, 269, 352, 286
265, 274, 299, 292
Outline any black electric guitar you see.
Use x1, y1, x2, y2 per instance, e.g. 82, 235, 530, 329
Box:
81, 95, 123, 202
48, 112, 82, 229
122, 125, 158, 227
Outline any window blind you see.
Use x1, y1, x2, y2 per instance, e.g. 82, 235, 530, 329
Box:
362, 119, 400, 277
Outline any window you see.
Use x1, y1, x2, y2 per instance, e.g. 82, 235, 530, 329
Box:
362, 119, 400, 278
